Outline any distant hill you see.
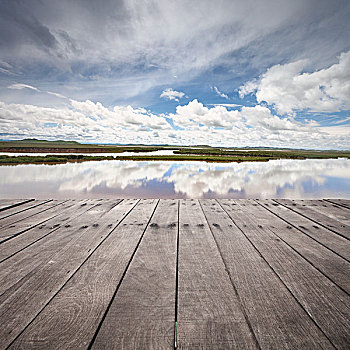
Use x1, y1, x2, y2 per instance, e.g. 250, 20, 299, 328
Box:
20, 138, 81, 145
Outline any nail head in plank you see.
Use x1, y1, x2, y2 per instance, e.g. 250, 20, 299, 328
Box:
257, 199, 350, 261
276, 199, 350, 240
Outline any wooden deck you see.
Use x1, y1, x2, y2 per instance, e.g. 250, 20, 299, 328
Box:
0, 198, 349, 349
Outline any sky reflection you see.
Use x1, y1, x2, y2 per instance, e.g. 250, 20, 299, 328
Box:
1, 159, 350, 199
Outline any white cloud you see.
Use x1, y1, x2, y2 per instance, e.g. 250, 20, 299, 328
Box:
170, 99, 312, 132
7, 84, 67, 100
238, 80, 258, 99
239, 51, 350, 114
207, 103, 241, 108
160, 88, 185, 102
213, 86, 229, 99
47, 91, 67, 99
8, 83, 39, 92
0, 98, 349, 149
171, 99, 242, 129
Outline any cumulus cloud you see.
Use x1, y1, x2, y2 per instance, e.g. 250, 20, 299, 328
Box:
213, 86, 229, 99
170, 99, 312, 132
238, 80, 258, 99
239, 50, 350, 114
0, 97, 349, 149
0, 99, 171, 144
171, 99, 242, 129
160, 88, 185, 102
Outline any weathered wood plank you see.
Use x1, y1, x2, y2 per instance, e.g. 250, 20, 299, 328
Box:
0, 199, 34, 212
219, 199, 350, 350
201, 199, 334, 349
0, 200, 92, 263
275, 199, 350, 240
0, 199, 136, 349
0, 200, 59, 228
257, 199, 350, 261
242, 200, 350, 294
0, 200, 118, 297
292, 200, 350, 225
8, 199, 159, 350
325, 199, 350, 210
0, 200, 69, 241
177, 199, 258, 349
0, 200, 50, 220
91, 199, 176, 349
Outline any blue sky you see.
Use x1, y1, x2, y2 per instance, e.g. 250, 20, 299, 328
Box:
0, 0, 349, 148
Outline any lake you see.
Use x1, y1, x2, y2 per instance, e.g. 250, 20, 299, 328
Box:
1, 158, 350, 199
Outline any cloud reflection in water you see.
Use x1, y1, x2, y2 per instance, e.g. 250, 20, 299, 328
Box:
0, 159, 349, 199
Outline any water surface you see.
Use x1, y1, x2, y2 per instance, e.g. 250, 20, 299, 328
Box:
1, 158, 349, 199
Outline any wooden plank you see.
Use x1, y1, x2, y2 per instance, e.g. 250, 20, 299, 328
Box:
91, 199, 176, 349
0, 199, 34, 212
200, 199, 334, 349
242, 200, 350, 294
276, 199, 350, 240
0, 200, 70, 242
325, 199, 350, 210
292, 200, 350, 225
256, 199, 350, 261
0, 200, 117, 297
0, 199, 137, 349
219, 199, 350, 350
0, 200, 92, 263
0, 199, 50, 220
8, 199, 159, 350
0, 200, 59, 229
177, 199, 258, 349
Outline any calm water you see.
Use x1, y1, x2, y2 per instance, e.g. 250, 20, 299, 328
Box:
1, 158, 350, 199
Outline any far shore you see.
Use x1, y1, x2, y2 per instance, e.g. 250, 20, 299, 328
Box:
0, 139, 349, 165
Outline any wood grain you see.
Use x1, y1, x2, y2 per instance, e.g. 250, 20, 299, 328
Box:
257, 199, 350, 261
91, 199, 177, 350
0, 199, 135, 349
0, 198, 348, 349
0, 200, 118, 296
0, 200, 92, 262
325, 199, 350, 209
177, 199, 258, 349
201, 199, 335, 349
220, 199, 350, 350
0, 200, 69, 241
0, 200, 52, 222
244, 200, 349, 293
0, 199, 34, 213
292, 200, 350, 225
275, 199, 350, 240
8, 199, 158, 350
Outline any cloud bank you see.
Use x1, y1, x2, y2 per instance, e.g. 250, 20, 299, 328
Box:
239, 51, 350, 114
1, 97, 349, 149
